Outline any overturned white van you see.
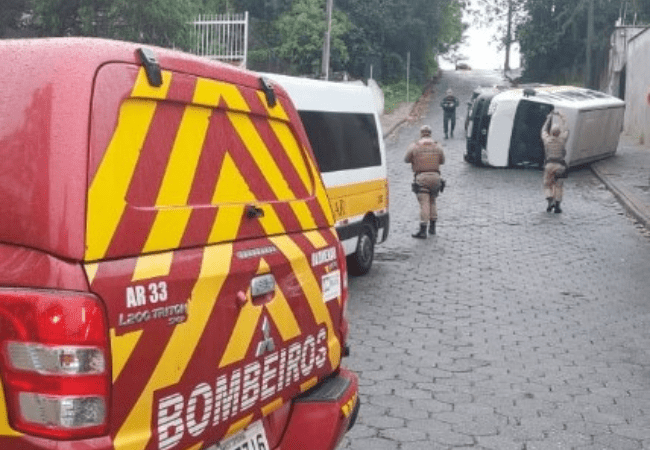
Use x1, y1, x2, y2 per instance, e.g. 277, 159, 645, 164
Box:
465, 85, 625, 168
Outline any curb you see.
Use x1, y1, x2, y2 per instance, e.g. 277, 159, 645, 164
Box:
591, 163, 650, 229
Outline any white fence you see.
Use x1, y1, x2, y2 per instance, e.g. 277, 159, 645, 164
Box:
189, 12, 248, 68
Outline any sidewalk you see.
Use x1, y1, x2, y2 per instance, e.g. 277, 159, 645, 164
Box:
591, 134, 650, 228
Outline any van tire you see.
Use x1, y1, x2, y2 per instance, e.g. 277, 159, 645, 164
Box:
348, 224, 375, 276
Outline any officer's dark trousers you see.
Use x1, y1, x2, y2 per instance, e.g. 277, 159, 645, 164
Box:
443, 113, 456, 136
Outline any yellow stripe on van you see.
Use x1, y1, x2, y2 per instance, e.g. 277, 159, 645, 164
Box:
326, 179, 388, 222
86, 101, 160, 261
270, 236, 340, 369
0, 379, 22, 437
304, 230, 328, 249
110, 329, 143, 382
307, 156, 335, 224
114, 244, 232, 450
224, 415, 254, 439
219, 298, 263, 368
142, 106, 211, 253
194, 78, 251, 112
132, 252, 173, 282
86, 69, 172, 261
266, 289, 302, 341
256, 91, 289, 121
269, 121, 313, 192
227, 112, 295, 200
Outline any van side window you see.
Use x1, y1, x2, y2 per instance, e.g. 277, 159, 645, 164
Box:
298, 111, 382, 173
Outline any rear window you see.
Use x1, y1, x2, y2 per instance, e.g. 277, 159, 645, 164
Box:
298, 111, 381, 173
125, 100, 314, 208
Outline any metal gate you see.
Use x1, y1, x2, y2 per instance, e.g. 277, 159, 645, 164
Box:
189, 12, 248, 68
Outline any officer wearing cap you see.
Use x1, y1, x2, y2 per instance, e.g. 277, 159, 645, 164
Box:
404, 125, 445, 238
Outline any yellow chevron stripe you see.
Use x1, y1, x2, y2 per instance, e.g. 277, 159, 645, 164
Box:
256, 91, 289, 121
304, 230, 328, 249
224, 415, 253, 439
269, 120, 312, 191
194, 78, 251, 112
219, 297, 263, 368
110, 328, 143, 382
0, 379, 22, 437
290, 202, 317, 230
114, 244, 232, 450
300, 376, 318, 392
228, 112, 295, 201
269, 236, 340, 369
132, 252, 173, 282
266, 289, 301, 341
261, 398, 283, 416
142, 106, 211, 253
307, 154, 335, 225
85, 263, 99, 285
86, 70, 172, 261
183, 443, 203, 450
212, 153, 255, 203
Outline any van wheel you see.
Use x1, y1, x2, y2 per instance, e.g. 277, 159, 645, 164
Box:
347, 225, 375, 276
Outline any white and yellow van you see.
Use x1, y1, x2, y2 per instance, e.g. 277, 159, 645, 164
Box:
264, 74, 389, 275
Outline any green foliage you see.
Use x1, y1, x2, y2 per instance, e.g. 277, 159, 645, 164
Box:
274, 0, 350, 76
518, 0, 620, 84
382, 79, 424, 113
0, 0, 28, 37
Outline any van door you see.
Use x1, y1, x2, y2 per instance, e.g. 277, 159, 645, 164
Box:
85, 63, 346, 450
508, 100, 553, 168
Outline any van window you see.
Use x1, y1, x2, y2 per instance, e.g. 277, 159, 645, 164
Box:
125, 100, 314, 207
298, 111, 382, 173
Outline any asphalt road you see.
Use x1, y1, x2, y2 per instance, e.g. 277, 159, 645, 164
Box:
340, 70, 650, 450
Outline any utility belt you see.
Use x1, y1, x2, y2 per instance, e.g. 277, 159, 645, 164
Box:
544, 158, 568, 179
412, 172, 446, 194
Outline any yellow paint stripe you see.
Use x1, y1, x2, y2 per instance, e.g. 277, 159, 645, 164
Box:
307, 155, 334, 224
269, 121, 312, 191
209, 206, 245, 243
261, 398, 283, 417
270, 236, 340, 369
132, 69, 173, 99
142, 106, 211, 254
290, 202, 317, 230
325, 179, 388, 202
86, 100, 159, 261
228, 112, 295, 201
300, 376, 318, 392
224, 414, 254, 439
194, 78, 251, 112
110, 329, 144, 382
266, 289, 301, 341
219, 299, 263, 368
257, 91, 289, 121
85, 263, 99, 285
183, 443, 204, 450
0, 379, 22, 437
211, 153, 256, 204
258, 207, 286, 236
114, 245, 232, 450
304, 230, 328, 249
132, 252, 173, 281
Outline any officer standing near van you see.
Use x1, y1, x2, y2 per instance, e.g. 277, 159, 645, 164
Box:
405, 125, 445, 238
440, 88, 459, 139
541, 110, 569, 213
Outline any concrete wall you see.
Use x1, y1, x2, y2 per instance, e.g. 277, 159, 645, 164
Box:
625, 28, 650, 140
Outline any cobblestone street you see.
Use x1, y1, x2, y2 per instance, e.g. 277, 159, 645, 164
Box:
341, 70, 650, 450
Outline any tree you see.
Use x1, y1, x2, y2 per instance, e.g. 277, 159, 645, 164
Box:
468, 0, 525, 71
517, 0, 621, 84
274, 0, 350, 75
0, 0, 28, 37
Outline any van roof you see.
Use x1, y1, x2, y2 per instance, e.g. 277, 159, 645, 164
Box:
262, 73, 381, 115
494, 85, 625, 110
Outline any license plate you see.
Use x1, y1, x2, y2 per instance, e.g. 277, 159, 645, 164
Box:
206, 421, 269, 450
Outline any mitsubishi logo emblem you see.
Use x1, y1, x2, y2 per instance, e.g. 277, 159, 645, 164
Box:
256, 317, 275, 357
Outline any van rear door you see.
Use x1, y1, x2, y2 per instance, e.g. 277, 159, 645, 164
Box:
85, 62, 347, 450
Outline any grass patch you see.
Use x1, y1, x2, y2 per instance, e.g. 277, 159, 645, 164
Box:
383, 80, 424, 113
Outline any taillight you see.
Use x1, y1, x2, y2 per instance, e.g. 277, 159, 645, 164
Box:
0, 288, 110, 439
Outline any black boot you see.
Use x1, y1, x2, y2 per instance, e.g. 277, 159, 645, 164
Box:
554, 201, 562, 213
546, 197, 555, 212
412, 223, 427, 239
429, 220, 436, 235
